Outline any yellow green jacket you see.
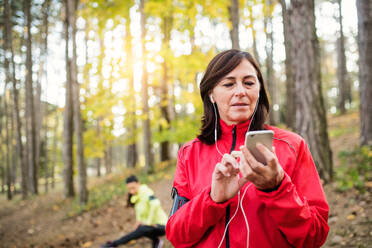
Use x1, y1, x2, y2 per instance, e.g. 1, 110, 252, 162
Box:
130, 184, 167, 225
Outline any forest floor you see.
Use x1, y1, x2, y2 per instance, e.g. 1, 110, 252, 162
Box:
1, 111, 371, 248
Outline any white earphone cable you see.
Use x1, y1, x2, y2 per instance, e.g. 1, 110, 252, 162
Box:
212, 102, 224, 157
217, 191, 241, 248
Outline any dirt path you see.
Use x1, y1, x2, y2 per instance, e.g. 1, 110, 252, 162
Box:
0, 178, 174, 248
1, 174, 372, 248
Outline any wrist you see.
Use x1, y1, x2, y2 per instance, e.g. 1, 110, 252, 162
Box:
209, 190, 226, 203
259, 173, 284, 193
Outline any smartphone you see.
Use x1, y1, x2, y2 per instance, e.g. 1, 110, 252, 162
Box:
244, 130, 274, 164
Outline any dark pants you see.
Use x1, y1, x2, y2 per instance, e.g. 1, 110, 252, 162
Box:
112, 224, 165, 248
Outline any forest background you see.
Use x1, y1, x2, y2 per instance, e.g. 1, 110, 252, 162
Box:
0, 0, 371, 247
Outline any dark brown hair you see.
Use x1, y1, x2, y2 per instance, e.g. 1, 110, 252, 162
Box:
126, 193, 135, 208
197, 49, 270, 145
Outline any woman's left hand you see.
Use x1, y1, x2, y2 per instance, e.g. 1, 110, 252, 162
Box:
238, 143, 284, 191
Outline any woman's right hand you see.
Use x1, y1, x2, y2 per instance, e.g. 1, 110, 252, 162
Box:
210, 153, 241, 203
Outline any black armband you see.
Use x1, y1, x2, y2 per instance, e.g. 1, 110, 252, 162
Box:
169, 187, 189, 218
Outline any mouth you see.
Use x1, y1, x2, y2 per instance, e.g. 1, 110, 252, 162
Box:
231, 103, 248, 107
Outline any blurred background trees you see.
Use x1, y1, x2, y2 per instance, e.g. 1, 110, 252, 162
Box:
0, 0, 370, 202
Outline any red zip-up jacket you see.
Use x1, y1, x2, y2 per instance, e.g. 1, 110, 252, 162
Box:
166, 120, 329, 248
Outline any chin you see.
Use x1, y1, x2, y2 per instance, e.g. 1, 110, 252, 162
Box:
229, 116, 251, 124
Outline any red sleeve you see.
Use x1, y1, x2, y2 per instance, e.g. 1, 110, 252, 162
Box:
166, 148, 229, 247
256, 140, 329, 248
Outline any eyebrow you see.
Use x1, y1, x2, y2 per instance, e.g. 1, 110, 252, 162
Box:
221, 75, 257, 80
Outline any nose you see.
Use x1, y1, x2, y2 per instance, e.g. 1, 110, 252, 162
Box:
234, 81, 246, 96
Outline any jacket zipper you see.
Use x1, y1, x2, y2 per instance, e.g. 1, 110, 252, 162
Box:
225, 125, 237, 248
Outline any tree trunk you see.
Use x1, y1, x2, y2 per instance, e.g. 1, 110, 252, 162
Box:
52, 113, 58, 189
357, 0, 372, 147
35, 61, 42, 190
289, 0, 333, 182
25, 0, 38, 194
1, 167, 4, 194
336, 0, 350, 115
160, 15, 173, 162
104, 144, 113, 174
264, 0, 279, 125
248, 3, 260, 65
11, 103, 18, 193
229, 0, 240, 50
125, 16, 138, 168
4, 84, 12, 200
280, 0, 296, 130
140, 0, 154, 173
69, 0, 88, 204
4, 0, 28, 198
42, 0, 50, 193
63, 0, 75, 198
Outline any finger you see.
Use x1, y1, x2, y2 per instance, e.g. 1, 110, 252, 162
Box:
256, 143, 277, 169
240, 145, 266, 174
238, 150, 255, 177
215, 162, 231, 177
231, 151, 242, 160
222, 153, 239, 169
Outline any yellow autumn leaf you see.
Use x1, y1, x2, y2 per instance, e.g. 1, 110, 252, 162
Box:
364, 181, 372, 188
82, 241, 92, 247
347, 214, 355, 220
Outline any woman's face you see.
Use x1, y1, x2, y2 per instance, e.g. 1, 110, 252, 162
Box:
211, 59, 260, 125
127, 181, 140, 195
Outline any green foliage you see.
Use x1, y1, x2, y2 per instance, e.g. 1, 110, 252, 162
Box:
329, 125, 358, 138
336, 146, 372, 191
68, 175, 127, 215
66, 161, 176, 217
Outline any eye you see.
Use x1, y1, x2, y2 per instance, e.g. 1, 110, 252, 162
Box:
222, 82, 234, 87
244, 81, 255, 86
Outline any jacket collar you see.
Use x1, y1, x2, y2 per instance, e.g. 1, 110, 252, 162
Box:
219, 119, 251, 140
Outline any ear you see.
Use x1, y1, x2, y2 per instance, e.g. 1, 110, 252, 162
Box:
209, 94, 214, 103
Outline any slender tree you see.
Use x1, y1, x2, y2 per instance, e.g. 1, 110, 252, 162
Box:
4, 0, 28, 198
248, 1, 260, 65
159, 12, 173, 162
63, 0, 75, 197
41, 0, 51, 193
356, 0, 372, 146
140, 0, 154, 173
94, 33, 104, 176
280, 0, 295, 130
69, 0, 88, 203
229, 0, 240, 49
264, 0, 279, 125
51, 113, 59, 189
289, 0, 333, 182
336, 0, 351, 114
5, 89, 12, 200
124, 4, 138, 168
25, 0, 38, 194
95, 121, 102, 176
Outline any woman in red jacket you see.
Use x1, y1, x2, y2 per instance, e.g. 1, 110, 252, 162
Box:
166, 49, 329, 248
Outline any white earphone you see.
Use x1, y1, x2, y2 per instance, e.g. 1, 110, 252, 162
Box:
210, 94, 214, 103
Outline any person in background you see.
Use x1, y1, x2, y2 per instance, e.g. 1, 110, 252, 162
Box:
166, 49, 329, 247
101, 175, 167, 248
